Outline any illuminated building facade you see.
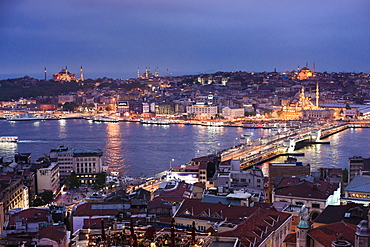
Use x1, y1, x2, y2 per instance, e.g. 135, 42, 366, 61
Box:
49, 146, 105, 184
53, 67, 76, 82
296, 64, 315, 80
186, 103, 218, 119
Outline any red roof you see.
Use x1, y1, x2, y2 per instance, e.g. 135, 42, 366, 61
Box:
275, 176, 339, 200
308, 221, 356, 246
174, 199, 259, 223
153, 182, 193, 202
73, 202, 131, 216
37, 224, 66, 242
8, 208, 50, 226
218, 207, 292, 246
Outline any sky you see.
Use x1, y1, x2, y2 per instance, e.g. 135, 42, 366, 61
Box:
1, 0, 369, 80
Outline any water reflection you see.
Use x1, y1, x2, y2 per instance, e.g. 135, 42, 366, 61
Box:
58, 119, 67, 139
103, 123, 127, 175
0, 142, 18, 161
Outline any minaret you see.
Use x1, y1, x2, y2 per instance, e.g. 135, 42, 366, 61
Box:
137, 67, 140, 78
155, 67, 159, 77
65, 66, 70, 82
166, 68, 169, 77
316, 81, 319, 109
80, 66, 84, 81
312, 63, 316, 74
44, 67, 47, 81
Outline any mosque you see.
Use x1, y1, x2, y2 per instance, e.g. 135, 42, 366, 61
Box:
296, 63, 315, 80
282, 83, 335, 120
52, 66, 84, 82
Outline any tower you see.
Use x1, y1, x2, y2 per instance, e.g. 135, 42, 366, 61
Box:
155, 67, 159, 77
65, 66, 70, 82
355, 220, 370, 247
312, 63, 316, 74
296, 218, 310, 247
80, 66, 84, 81
316, 81, 319, 109
44, 67, 47, 81
137, 67, 140, 78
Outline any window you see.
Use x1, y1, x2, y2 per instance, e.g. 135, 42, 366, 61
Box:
312, 203, 320, 209
198, 225, 206, 232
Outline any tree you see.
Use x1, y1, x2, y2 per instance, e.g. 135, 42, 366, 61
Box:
95, 172, 107, 188
41, 190, 54, 204
343, 168, 348, 183
63, 102, 77, 112
65, 172, 80, 188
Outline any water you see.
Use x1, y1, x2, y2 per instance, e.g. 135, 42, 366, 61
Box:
0, 119, 369, 177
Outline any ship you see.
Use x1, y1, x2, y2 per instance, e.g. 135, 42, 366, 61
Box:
140, 118, 170, 125
6, 112, 47, 121
202, 121, 224, 127
91, 116, 119, 123
0, 136, 18, 142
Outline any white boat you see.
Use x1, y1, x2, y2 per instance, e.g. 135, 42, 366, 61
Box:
91, 116, 119, 123
140, 118, 170, 125
240, 132, 253, 145
6, 112, 47, 121
202, 121, 224, 127
0, 136, 18, 142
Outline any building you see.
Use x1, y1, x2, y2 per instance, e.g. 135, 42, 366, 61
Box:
71, 201, 131, 233
49, 146, 106, 183
267, 162, 311, 203
313, 203, 369, 228
296, 66, 314, 80
221, 106, 245, 120
2, 207, 67, 247
284, 220, 357, 247
173, 199, 292, 246
186, 103, 218, 119
0, 174, 29, 232
212, 159, 264, 201
53, 67, 76, 82
36, 162, 60, 194
342, 176, 370, 205
273, 175, 341, 221
349, 156, 370, 183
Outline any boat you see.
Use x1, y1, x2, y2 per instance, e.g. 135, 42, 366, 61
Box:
239, 132, 253, 145
140, 118, 170, 125
0, 136, 18, 142
202, 121, 224, 127
91, 116, 119, 123
6, 112, 47, 121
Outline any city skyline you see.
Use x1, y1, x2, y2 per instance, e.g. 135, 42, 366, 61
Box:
1, 0, 369, 80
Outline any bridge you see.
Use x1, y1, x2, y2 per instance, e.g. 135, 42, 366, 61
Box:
219, 122, 354, 169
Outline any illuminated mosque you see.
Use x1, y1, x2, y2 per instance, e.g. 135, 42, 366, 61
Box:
296, 63, 315, 80
52, 66, 84, 82
282, 82, 335, 120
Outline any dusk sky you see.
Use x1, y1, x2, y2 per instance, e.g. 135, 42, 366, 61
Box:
1, 0, 369, 80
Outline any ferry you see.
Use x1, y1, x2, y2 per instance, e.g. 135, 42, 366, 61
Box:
91, 116, 119, 123
6, 112, 46, 121
140, 118, 170, 125
202, 121, 224, 127
0, 136, 18, 142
